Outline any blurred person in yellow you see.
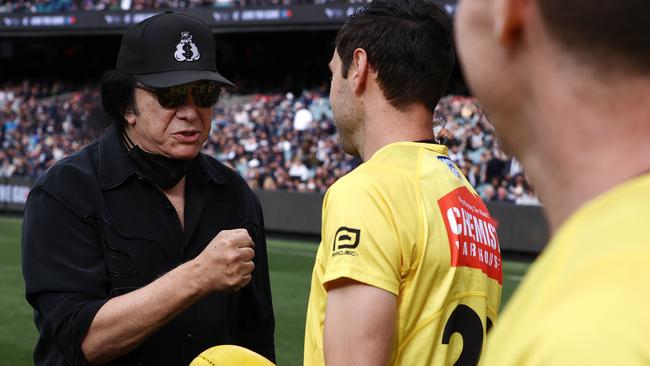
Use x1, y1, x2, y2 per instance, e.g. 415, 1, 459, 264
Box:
304, 1, 503, 365
455, 0, 650, 364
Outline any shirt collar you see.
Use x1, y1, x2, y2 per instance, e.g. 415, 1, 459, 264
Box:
98, 123, 137, 190
98, 123, 227, 189
368, 140, 449, 161
192, 154, 228, 186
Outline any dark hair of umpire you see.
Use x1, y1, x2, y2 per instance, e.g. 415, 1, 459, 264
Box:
335, 0, 455, 113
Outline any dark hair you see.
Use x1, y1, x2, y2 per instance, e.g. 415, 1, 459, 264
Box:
335, 0, 454, 112
538, 0, 650, 74
101, 70, 137, 129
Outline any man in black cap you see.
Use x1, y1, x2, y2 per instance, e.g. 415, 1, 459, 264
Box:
22, 12, 275, 365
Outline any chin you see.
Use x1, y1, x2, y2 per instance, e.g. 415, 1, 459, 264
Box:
169, 148, 201, 160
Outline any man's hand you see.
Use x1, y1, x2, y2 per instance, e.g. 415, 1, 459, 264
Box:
194, 229, 256, 293
81, 228, 256, 364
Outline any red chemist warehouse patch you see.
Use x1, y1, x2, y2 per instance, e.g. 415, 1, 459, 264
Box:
437, 186, 503, 284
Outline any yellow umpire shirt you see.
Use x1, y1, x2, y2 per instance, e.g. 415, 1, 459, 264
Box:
304, 142, 503, 365
480, 173, 650, 365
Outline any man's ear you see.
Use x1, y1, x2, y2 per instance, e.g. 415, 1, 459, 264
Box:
124, 108, 136, 126
350, 48, 370, 96
494, 0, 526, 45
123, 100, 138, 126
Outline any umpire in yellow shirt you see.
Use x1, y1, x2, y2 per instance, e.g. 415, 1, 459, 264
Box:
304, 1, 503, 365
455, 0, 650, 365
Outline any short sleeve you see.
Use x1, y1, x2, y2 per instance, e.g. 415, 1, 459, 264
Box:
22, 188, 109, 366
320, 179, 410, 296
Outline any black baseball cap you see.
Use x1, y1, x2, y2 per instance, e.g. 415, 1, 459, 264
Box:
116, 11, 234, 88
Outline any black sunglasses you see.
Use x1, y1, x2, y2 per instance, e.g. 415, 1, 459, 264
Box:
137, 81, 222, 108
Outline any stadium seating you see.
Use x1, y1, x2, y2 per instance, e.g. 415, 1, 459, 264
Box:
0, 81, 539, 204
0, 0, 373, 13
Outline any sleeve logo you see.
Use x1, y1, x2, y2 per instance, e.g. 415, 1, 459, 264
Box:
437, 186, 503, 284
437, 156, 462, 180
332, 227, 361, 257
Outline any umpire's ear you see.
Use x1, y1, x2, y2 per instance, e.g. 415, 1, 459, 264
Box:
350, 47, 370, 96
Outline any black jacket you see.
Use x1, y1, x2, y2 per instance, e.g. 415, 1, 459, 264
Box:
21, 124, 275, 365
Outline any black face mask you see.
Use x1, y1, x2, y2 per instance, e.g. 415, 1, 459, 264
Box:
123, 133, 192, 190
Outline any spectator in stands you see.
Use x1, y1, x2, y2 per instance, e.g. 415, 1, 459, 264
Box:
494, 186, 514, 204
485, 149, 506, 184
292, 101, 313, 131
481, 184, 496, 202
21, 12, 274, 366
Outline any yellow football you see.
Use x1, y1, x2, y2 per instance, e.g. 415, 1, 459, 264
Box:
189, 345, 275, 366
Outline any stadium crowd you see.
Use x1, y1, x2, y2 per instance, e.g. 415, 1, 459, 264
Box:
0, 81, 100, 179
0, 0, 371, 13
0, 81, 539, 204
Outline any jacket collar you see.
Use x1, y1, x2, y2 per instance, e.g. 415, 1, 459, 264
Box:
98, 123, 227, 190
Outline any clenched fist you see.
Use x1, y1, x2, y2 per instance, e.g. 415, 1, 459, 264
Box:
193, 228, 255, 293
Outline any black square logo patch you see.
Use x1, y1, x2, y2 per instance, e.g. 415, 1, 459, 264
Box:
332, 227, 361, 251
